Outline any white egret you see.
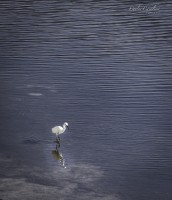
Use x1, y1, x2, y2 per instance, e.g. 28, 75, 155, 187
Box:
52, 122, 69, 140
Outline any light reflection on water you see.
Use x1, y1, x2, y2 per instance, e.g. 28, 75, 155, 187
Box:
51, 144, 66, 168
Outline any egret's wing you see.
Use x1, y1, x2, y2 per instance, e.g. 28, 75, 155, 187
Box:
52, 126, 63, 134
52, 126, 59, 133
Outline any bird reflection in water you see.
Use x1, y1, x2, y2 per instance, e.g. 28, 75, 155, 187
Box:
51, 140, 66, 168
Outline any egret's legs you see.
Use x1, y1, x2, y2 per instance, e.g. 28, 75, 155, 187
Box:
55, 134, 60, 148
56, 141, 60, 149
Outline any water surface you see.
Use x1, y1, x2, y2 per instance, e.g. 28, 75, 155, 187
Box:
0, 1, 172, 200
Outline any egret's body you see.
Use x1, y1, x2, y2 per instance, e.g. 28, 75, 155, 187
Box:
52, 122, 69, 139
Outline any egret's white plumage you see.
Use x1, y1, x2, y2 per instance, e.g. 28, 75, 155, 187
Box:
52, 122, 69, 138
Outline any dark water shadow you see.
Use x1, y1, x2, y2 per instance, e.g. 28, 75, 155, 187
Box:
22, 137, 53, 145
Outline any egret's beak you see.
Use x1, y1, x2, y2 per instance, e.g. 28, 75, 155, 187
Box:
67, 125, 69, 130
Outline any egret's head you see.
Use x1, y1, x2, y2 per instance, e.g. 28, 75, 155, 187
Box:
64, 122, 69, 128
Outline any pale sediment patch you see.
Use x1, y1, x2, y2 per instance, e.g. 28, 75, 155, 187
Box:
28, 93, 43, 96
26, 84, 54, 90
0, 153, 120, 200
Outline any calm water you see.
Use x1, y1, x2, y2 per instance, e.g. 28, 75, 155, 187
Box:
0, 1, 172, 200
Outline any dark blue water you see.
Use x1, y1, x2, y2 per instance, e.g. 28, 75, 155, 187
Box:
0, 1, 172, 200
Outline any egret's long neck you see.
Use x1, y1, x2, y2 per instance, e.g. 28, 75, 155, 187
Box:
63, 124, 67, 131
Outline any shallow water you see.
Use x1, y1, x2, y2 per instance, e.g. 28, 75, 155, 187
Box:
0, 1, 172, 200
